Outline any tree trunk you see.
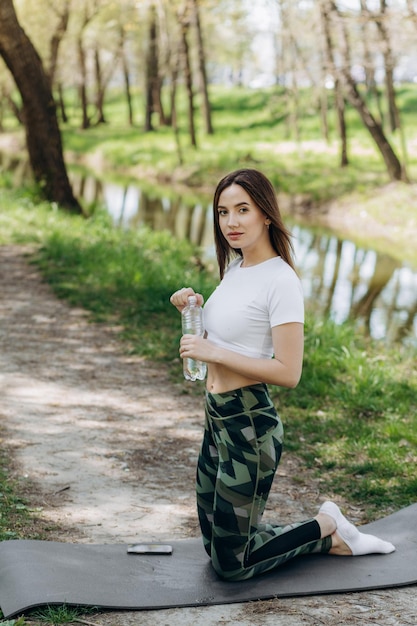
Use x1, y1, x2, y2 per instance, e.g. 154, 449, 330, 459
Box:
0, 0, 81, 212
122, 58, 134, 126
323, 0, 406, 182
359, 0, 375, 91
120, 26, 134, 126
288, 36, 301, 143
375, 0, 400, 133
94, 48, 106, 124
320, 1, 348, 166
48, 1, 70, 86
57, 83, 68, 123
144, 3, 166, 132
288, 85, 300, 144
77, 37, 90, 129
74, 2, 99, 130
167, 44, 183, 165
406, 0, 417, 30
179, 8, 197, 148
343, 75, 405, 180
359, 0, 385, 125
335, 79, 348, 166
319, 86, 330, 143
144, 3, 158, 131
93, 42, 121, 127
190, 0, 213, 134
384, 64, 398, 132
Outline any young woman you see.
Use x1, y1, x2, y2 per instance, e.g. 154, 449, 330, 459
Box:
170, 168, 395, 581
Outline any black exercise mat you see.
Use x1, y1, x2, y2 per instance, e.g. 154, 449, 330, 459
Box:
1, 504, 416, 618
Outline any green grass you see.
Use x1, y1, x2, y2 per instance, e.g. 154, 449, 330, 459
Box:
273, 317, 417, 517
34, 212, 214, 359
29, 604, 98, 624
0, 450, 32, 542
0, 604, 99, 625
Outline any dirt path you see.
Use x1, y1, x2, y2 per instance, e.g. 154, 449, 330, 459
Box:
0, 244, 415, 626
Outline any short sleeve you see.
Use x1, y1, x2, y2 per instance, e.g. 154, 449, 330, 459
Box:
267, 267, 304, 327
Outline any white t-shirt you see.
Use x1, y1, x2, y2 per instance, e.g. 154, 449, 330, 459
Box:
203, 256, 304, 359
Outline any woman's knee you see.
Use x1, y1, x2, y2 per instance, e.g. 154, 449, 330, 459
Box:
210, 542, 253, 581
210, 557, 252, 581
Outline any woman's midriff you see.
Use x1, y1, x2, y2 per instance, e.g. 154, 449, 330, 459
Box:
206, 362, 262, 394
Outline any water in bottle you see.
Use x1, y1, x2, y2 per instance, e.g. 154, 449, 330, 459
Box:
181, 295, 207, 381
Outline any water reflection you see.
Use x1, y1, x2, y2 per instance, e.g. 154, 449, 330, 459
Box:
71, 171, 417, 346
71, 172, 215, 255
292, 228, 417, 344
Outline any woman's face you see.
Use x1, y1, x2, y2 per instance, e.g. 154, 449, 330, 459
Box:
217, 183, 270, 254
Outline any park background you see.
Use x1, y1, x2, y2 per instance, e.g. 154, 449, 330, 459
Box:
0, 1, 417, 621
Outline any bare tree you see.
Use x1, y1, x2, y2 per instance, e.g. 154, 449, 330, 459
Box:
275, 2, 300, 141
156, 0, 177, 127
322, 0, 406, 182
144, 3, 157, 131
144, 1, 167, 131
47, 0, 71, 87
168, 45, 184, 165
359, 0, 384, 125
318, 76, 330, 143
190, 0, 213, 135
373, 0, 400, 133
56, 82, 68, 123
178, 3, 197, 148
0, 0, 81, 212
119, 23, 134, 126
93, 44, 121, 125
320, 2, 348, 166
76, 9, 92, 129
93, 47, 106, 124
72, 0, 103, 130
406, 0, 417, 29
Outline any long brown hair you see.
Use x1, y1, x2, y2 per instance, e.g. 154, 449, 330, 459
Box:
212, 169, 295, 279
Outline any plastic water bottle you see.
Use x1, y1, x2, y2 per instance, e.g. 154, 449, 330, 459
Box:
181, 295, 207, 381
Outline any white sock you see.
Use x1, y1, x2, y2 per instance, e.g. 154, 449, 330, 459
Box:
319, 501, 396, 556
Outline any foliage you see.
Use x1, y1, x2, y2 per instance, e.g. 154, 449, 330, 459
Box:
34, 210, 215, 359
274, 317, 417, 517
29, 604, 98, 624
0, 464, 29, 542
1, 0, 416, 210
0, 426, 59, 549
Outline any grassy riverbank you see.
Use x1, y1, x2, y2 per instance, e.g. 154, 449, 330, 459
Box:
60, 82, 417, 268
59, 84, 417, 197
2, 84, 417, 266
0, 186, 416, 534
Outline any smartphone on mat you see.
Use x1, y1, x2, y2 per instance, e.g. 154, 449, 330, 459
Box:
127, 543, 173, 555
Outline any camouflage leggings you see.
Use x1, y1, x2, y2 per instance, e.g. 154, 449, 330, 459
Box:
196, 383, 331, 580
